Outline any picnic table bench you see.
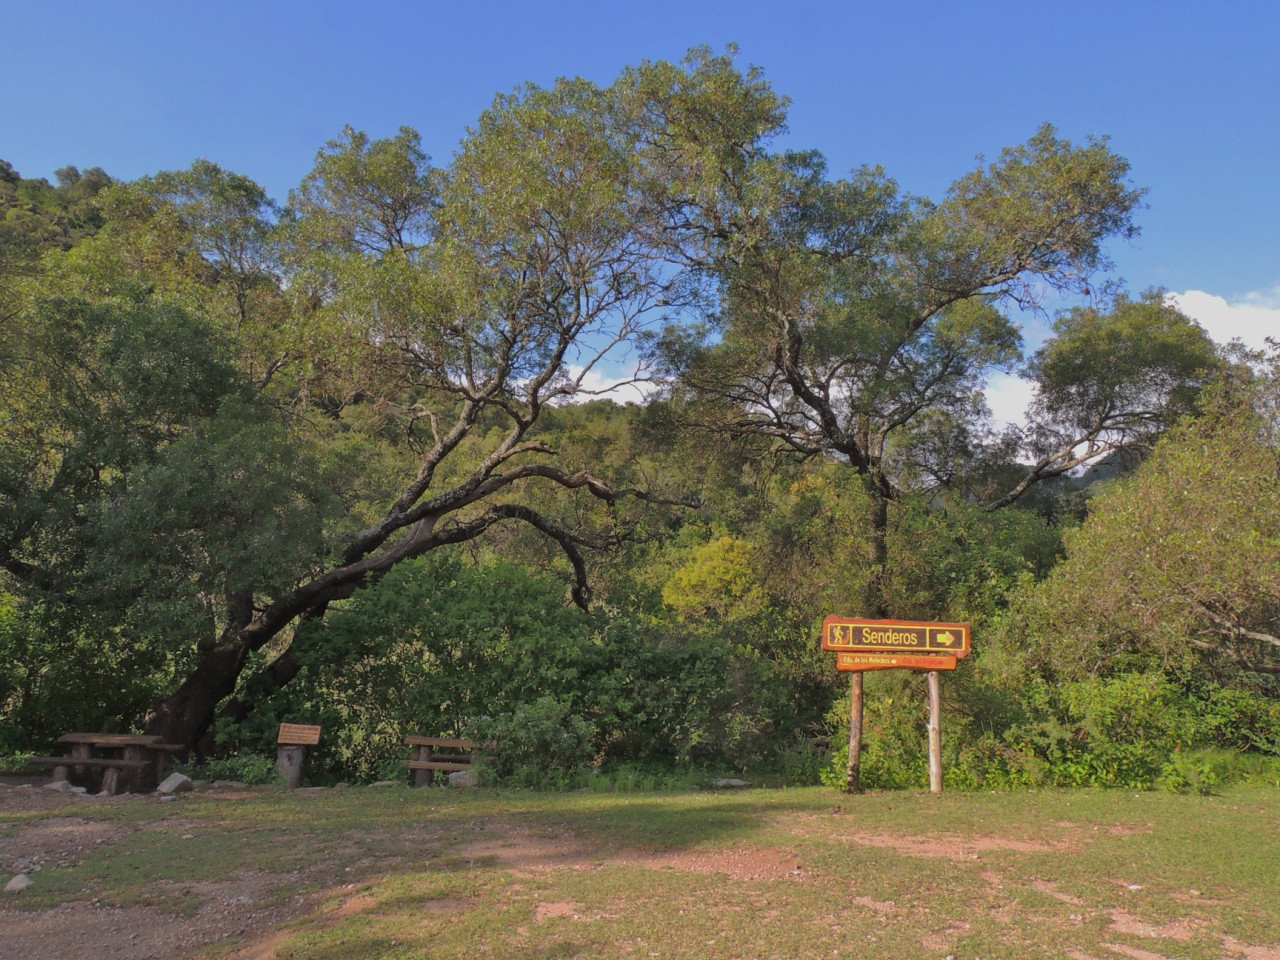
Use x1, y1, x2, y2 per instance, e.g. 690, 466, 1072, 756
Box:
404, 736, 494, 787
30, 733, 185, 795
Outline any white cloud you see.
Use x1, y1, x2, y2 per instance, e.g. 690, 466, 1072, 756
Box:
562, 363, 659, 405
557, 287, 1279, 421
984, 286, 1280, 429
984, 372, 1037, 429
1166, 288, 1279, 351
1242, 287, 1280, 311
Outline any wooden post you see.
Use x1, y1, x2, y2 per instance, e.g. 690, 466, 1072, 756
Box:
276, 745, 306, 788
846, 672, 865, 793
70, 741, 92, 792
414, 743, 435, 788
927, 670, 943, 794
122, 744, 145, 794
100, 766, 121, 796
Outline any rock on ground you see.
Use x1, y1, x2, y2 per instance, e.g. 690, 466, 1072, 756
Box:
156, 773, 193, 795
6, 873, 35, 891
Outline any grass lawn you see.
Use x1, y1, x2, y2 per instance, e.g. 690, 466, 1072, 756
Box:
3, 782, 1279, 959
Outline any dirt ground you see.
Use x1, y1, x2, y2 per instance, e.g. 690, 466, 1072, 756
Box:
3, 777, 812, 959
0, 776, 319, 959
4, 777, 1280, 960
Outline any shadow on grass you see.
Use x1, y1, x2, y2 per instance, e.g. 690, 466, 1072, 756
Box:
513, 789, 826, 851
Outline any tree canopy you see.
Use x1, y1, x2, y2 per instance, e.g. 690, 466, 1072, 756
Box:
656, 122, 1219, 613
0, 48, 1258, 767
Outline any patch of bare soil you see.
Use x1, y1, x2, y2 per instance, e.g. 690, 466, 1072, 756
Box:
535, 901, 579, 921
1030, 878, 1087, 905
0, 875, 311, 960
617, 844, 805, 882
0, 780, 111, 816
833, 830, 1078, 860
0, 783, 313, 960
2, 903, 221, 960
0, 816, 130, 874
1222, 938, 1280, 960
919, 920, 973, 954
1107, 909, 1198, 942
209, 884, 385, 960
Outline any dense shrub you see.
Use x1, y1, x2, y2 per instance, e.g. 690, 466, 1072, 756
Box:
466, 696, 596, 789
205, 555, 783, 783
823, 668, 1280, 793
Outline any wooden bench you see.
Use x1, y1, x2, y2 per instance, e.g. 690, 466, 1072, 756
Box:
30, 757, 152, 796
404, 736, 494, 787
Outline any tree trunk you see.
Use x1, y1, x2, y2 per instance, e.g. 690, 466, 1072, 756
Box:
864, 475, 892, 618
143, 637, 252, 750
217, 647, 304, 726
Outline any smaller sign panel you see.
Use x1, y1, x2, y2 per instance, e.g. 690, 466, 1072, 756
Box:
823, 617, 970, 657
837, 652, 958, 672
277, 723, 322, 746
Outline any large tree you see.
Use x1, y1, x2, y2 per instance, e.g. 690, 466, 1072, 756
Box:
659, 127, 1220, 615
2, 50, 1226, 754
0, 50, 794, 750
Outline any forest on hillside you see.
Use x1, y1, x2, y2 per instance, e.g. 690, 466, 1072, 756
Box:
2, 50, 1277, 792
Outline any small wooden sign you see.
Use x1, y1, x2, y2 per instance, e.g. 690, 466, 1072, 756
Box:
277, 723, 322, 746
823, 617, 970, 658
837, 652, 958, 672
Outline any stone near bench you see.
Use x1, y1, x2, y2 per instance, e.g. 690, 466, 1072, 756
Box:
156, 772, 194, 795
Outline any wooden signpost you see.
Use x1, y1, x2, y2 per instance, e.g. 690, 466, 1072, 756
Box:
276, 723, 322, 788
822, 617, 970, 795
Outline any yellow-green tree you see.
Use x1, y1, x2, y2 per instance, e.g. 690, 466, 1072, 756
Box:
1000, 351, 1280, 680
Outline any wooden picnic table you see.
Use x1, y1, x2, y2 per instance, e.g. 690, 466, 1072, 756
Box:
31, 733, 185, 795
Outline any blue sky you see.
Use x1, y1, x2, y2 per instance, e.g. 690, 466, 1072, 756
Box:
4, 0, 1276, 410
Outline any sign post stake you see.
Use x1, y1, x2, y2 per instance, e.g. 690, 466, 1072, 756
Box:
927, 670, 943, 794
846, 672, 864, 793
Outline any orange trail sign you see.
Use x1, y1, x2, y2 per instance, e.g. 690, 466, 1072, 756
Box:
822, 617, 970, 658
837, 652, 959, 672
